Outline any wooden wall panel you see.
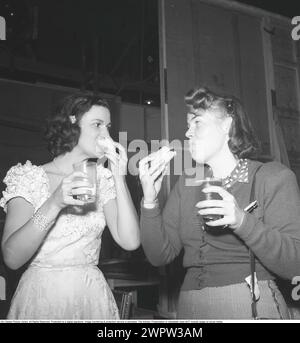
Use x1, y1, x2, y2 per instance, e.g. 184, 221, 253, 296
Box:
162, 0, 272, 169
162, 0, 196, 143
191, 1, 239, 95
238, 14, 270, 155
270, 19, 300, 185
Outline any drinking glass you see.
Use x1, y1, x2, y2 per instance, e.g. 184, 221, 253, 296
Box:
198, 177, 223, 223
72, 160, 97, 203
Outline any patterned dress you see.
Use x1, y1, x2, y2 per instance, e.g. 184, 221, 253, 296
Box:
0, 161, 119, 320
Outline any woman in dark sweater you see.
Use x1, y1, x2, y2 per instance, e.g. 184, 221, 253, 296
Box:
138, 86, 300, 319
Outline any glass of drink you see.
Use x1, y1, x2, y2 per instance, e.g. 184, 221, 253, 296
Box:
199, 177, 223, 224
72, 160, 97, 203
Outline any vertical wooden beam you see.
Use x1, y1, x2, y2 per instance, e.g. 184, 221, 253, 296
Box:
80, 41, 87, 91
139, 0, 145, 105
93, 36, 99, 93
157, 0, 171, 318
261, 16, 278, 160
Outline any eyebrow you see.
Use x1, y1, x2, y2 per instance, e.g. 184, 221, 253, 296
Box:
188, 113, 203, 121
92, 119, 110, 124
92, 119, 104, 123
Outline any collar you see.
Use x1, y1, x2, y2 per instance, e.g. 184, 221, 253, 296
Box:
222, 159, 249, 189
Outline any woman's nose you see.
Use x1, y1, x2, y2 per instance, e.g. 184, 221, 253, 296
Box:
185, 127, 193, 139
100, 126, 110, 138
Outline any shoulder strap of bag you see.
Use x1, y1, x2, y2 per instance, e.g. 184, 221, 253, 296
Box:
249, 163, 263, 319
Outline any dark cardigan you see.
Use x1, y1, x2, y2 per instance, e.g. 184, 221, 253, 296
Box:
140, 160, 300, 291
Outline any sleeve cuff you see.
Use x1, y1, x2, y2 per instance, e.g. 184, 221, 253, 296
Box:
140, 200, 161, 218
233, 212, 259, 242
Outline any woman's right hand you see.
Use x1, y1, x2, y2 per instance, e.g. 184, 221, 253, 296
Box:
138, 155, 167, 202
51, 171, 92, 209
139, 148, 176, 202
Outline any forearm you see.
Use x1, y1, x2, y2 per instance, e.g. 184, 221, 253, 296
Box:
233, 167, 300, 280
235, 213, 300, 280
114, 177, 140, 250
140, 205, 181, 266
2, 198, 61, 270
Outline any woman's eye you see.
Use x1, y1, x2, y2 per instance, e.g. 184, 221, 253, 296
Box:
95, 123, 104, 128
95, 123, 111, 130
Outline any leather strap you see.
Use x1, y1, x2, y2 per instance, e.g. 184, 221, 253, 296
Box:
249, 164, 263, 319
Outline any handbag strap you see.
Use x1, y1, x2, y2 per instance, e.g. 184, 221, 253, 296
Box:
249, 163, 263, 319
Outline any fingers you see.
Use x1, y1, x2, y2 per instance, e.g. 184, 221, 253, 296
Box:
104, 151, 120, 165
204, 218, 229, 227
104, 142, 128, 164
161, 150, 176, 164
63, 171, 87, 182
196, 199, 226, 209
70, 179, 93, 189
149, 149, 176, 169
139, 155, 156, 169
65, 198, 86, 206
198, 207, 225, 216
105, 152, 127, 171
138, 155, 156, 178
202, 186, 234, 201
61, 172, 95, 205
62, 177, 92, 194
104, 141, 126, 157
155, 166, 168, 186
151, 163, 167, 181
148, 160, 166, 176
138, 147, 176, 185
113, 142, 127, 158
70, 188, 94, 196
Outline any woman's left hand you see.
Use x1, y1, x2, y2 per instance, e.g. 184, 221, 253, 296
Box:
196, 186, 245, 230
104, 142, 128, 178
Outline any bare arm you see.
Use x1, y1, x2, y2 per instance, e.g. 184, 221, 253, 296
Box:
1, 171, 92, 270
1, 197, 60, 270
104, 177, 140, 251
102, 142, 140, 250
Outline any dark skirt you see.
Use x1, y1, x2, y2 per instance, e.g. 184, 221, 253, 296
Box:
177, 280, 290, 320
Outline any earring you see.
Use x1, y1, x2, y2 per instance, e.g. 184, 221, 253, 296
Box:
69, 115, 76, 124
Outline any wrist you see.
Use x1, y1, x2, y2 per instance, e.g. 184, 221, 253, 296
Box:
47, 196, 64, 214
32, 210, 52, 232
113, 174, 126, 182
143, 198, 158, 204
142, 197, 159, 209
232, 211, 246, 231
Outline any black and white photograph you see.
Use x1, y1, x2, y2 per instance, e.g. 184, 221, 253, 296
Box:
0, 0, 300, 331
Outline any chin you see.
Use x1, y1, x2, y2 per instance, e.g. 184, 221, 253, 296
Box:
190, 149, 206, 164
193, 157, 206, 164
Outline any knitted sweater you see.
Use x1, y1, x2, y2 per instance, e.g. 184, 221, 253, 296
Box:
140, 160, 300, 291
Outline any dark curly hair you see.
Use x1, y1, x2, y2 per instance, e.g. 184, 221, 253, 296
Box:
45, 92, 110, 157
184, 86, 261, 159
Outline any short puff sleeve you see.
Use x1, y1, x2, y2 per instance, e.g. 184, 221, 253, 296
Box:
0, 161, 49, 213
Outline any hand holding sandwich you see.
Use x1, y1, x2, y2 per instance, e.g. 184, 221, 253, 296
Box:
96, 136, 128, 178
139, 147, 176, 205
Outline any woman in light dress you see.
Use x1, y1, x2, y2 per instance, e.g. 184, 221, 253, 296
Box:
0, 92, 140, 319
